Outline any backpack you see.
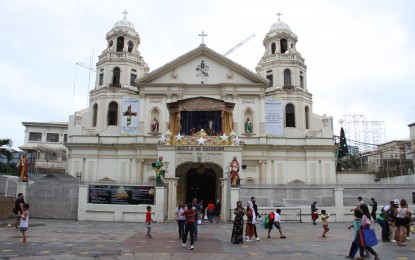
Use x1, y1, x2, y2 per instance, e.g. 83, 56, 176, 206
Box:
269, 211, 275, 223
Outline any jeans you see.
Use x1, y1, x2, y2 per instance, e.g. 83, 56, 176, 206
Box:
377, 219, 389, 240
183, 222, 195, 245
194, 218, 198, 238
207, 210, 213, 222
177, 220, 185, 239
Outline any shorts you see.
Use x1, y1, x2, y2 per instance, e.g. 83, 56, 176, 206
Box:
19, 227, 28, 232
395, 217, 409, 226
269, 221, 281, 230
146, 222, 151, 231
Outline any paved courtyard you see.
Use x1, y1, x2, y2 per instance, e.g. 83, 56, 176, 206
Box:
0, 218, 414, 259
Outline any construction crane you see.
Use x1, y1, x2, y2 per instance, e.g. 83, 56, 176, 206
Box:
73, 48, 95, 105
223, 34, 256, 56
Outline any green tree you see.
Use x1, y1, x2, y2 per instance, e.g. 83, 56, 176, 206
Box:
0, 138, 13, 161
336, 127, 349, 171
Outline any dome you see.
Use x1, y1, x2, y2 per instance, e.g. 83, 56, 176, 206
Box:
269, 20, 291, 32
113, 18, 135, 30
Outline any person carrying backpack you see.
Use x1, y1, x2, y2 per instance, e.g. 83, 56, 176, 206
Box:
267, 209, 286, 239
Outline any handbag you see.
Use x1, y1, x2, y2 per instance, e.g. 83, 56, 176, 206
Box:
358, 228, 378, 247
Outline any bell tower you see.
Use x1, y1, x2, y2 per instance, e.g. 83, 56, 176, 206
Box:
256, 13, 307, 91
88, 11, 149, 132
94, 10, 149, 91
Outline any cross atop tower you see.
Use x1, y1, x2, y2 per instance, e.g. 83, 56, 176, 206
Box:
276, 11, 282, 21
199, 31, 207, 45
122, 10, 128, 19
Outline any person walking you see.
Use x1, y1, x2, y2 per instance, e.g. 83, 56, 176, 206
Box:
182, 203, 196, 250
206, 200, 215, 223
369, 198, 378, 222
357, 204, 379, 260
14, 193, 24, 230
192, 197, 201, 240
213, 199, 221, 223
311, 201, 319, 225
267, 209, 286, 239
346, 209, 363, 258
394, 199, 410, 247
18, 203, 29, 246
231, 201, 245, 244
145, 206, 156, 238
321, 210, 330, 237
175, 200, 186, 240
245, 201, 256, 242
251, 197, 261, 240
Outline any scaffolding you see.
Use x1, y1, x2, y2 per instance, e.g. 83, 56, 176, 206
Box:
339, 114, 386, 154
31, 145, 67, 174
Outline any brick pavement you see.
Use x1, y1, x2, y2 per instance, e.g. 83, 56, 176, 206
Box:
0, 218, 414, 259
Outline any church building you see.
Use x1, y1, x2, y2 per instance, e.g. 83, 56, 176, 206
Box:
66, 13, 336, 222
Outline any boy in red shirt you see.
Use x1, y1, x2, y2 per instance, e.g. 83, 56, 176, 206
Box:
145, 206, 156, 238
181, 203, 195, 250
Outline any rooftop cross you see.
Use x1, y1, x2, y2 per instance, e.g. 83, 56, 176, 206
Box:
276, 11, 282, 21
199, 31, 207, 45
122, 10, 128, 19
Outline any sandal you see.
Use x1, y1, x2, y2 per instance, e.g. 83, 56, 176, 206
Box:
280, 236, 286, 239
398, 244, 406, 246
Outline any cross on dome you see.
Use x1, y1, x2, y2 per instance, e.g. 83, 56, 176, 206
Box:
199, 31, 207, 45
122, 10, 128, 19
276, 11, 282, 21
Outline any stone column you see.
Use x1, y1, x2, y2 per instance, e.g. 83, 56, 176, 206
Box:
230, 187, 240, 221
220, 177, 229, 222
334, 188, 345, 222
77, 184, 88, 221
16, 182, 28, 198
155, 186, 166, 222
259, 160, 267, 184
164, 177, 179, 221
137, 158, 144, 182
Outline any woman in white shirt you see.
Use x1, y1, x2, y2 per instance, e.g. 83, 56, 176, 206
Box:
175, 200, 186, 239
394, 199, 410, 246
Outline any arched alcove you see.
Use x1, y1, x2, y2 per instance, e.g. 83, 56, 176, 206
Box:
243, 108, 254, 134
116, 36, 124, 52
150, 108, 161, 133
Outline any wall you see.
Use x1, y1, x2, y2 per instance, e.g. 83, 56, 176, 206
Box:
0, 196, 15, 220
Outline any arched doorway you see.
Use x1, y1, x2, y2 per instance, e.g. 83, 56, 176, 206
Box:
176, 162, 222, 206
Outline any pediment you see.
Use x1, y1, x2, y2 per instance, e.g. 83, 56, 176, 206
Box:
137, 45, 268, 86
167, 97, 234, 113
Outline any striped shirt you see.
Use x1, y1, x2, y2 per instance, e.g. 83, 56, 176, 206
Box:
183, 209, 195, 224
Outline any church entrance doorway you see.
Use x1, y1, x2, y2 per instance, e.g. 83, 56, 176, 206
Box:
176, 163, 222, 207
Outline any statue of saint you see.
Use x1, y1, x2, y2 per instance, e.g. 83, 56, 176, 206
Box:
245, 118, 252, 133
16, 154, 29, 182
154, 156, 165, 186
230, 156, 240, 187
151, 117, 159, 132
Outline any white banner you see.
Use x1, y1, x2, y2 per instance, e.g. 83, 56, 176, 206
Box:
265, 96, 284, 137
121, 96, 140, 135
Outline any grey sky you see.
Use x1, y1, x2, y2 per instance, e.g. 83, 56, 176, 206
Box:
1, 0, 414, 149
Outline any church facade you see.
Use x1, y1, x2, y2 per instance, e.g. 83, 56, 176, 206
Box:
66, 15, 336, 222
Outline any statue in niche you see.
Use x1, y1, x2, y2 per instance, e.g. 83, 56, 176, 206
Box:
245, 118, 252, 133
230, 156, 240, 187
151, 117, 159, 132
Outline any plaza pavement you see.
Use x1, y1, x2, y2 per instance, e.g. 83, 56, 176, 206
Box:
0, 218, 414, 259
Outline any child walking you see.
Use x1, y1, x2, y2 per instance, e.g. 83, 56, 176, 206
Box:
145, 206, 156, 238
18, 203, 29, 245
321, 210, 330, 237
267, 209, 287, 239
181, 203, 195, 250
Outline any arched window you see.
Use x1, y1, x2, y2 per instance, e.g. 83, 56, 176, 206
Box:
116, 36, 124, 52
112, 67, 120, 87
284, 69, 291, 86
305, 106, 309, 130
108, 102, 118, 126
271, 42, 276, 54
280, 38, 288, 53
92, 103, 98, 127
286, 103, 295, 127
